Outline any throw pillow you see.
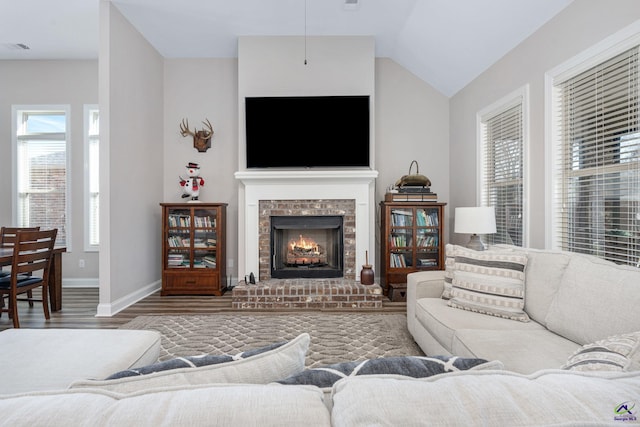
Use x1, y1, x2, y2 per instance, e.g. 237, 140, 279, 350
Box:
562, 331, 640, 372
105, 340, 289, 379
447, 246, 530, 322
276, 356, 502, 388
442, 243, 457, 299
69, 332, 310, 394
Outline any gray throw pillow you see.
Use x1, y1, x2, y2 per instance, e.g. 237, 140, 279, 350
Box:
106, 340, 288, 379
276, 355, 498, 388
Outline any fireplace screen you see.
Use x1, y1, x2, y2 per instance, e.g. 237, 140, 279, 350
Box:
270, 216, 343, 278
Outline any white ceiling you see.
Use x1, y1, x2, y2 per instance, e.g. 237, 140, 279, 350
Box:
0, 0, 573, 96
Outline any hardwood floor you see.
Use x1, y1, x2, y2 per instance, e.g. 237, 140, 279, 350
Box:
0, 287, 407, 331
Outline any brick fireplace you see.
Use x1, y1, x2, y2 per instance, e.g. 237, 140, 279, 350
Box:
234, 169, 378, 282
233, 170, 381, 309
259, 199, 355, 280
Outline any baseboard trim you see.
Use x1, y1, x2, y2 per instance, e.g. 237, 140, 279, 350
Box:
95, 280, 162, 317
62, 278, 99, 288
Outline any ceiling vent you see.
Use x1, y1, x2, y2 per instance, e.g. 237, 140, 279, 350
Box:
343, 0, 359, 11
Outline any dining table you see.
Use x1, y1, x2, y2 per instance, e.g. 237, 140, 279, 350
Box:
0, 246, 66, 312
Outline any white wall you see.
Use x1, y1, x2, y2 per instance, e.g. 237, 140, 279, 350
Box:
374, 58, 450, 257
97, 1, 164, 315
449, 0, 640, 248
0, 60, 99, 284
163, 59, 239, 288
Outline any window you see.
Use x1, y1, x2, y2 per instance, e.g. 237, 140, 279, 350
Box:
478, 88, 527, 247
13, 106, 70, 247
549, 39, 640, 266
85, 106, 99, 250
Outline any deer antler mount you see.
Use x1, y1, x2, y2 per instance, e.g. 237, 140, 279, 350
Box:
180, 118, 214, 153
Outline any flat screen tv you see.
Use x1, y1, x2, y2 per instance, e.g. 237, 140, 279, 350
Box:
245, 95, 370, 168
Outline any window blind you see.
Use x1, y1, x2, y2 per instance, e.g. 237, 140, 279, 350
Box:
555, 46, 640, 266
16, 109, 68, 247
481, 102, 524, 247
87, 108, 100, 247
17, 139, 67, 245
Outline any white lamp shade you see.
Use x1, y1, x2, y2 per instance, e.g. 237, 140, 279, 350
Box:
454, 207, 497, 234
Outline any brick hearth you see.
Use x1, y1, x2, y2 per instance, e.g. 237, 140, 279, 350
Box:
232, 279, 383, 309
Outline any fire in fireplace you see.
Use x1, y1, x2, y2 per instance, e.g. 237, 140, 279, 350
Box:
270, 216, 343, 278
287, 235, 327, 266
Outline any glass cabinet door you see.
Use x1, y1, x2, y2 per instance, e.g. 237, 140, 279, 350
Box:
416, 208, 439, 269
167, 208, 191, 268
193, 208, 218, 270
390, 208, 414, 268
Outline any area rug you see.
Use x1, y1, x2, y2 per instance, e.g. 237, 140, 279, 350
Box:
120, 313, 424, 368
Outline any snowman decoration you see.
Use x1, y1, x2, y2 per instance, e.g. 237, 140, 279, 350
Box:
179, 162, 205, 201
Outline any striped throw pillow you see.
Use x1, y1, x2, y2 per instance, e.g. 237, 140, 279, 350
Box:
562, 331, 640, 372
448, 247, 529, 322
442, 244, 457, 299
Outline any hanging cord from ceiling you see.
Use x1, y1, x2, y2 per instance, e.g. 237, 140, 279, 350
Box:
304, 0, 308, 65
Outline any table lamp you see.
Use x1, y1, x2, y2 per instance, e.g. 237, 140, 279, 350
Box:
454, 207, 497, 251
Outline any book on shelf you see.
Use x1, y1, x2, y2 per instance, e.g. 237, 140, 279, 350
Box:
390, 210, 413, 226
203, 255, 217, 268
390, 233, 412, 247
385, 192, 438, 202
168, 214, 191, 227
415, 210, 439, 227
390, 252, 407, 268
418, 258, 438, 267
168, 236, 190, 247
168, 253, 187, 266
194, 215, 216, 228
416, 234, 438, 247
398, 186, 431, 193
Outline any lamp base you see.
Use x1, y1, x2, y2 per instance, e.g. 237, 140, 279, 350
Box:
465, 234, 486, 251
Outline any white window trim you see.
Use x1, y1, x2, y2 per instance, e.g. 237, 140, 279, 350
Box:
84, 104, 99, 252
545, 19, 640, 249
11, 104, 72, 251
476, 85, 530, 247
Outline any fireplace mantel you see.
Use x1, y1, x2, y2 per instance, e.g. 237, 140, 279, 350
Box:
235, 169, 378, 282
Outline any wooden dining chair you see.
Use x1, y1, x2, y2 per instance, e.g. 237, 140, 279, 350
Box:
0, 229, 57, 328
0, 227, 41, 273
0, 227, 41, 313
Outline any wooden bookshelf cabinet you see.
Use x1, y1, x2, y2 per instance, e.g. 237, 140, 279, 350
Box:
160, 203, 227, 296
379, 201, 446, 295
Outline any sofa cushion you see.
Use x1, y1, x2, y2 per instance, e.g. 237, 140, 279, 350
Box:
545, 255, 640, 345
452, 329, 581, 374
330, 370, 640, 427
105, 339, 290, 379
448, 247, 530, 322
497, 246, 571, 325
0, 383, 331, 427
415, 298, 544, 354
0, 329, 161, 395
70, 332, 310, 394
275, 356, 501, 388
562, 331, 640, 372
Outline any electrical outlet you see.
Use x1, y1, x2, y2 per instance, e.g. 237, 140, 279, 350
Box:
79, 259, 85, 268
228, 259, 234, 268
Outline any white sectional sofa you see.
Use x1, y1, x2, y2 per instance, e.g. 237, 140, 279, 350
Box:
407, 244, 640, 373
0, 330, 638, 426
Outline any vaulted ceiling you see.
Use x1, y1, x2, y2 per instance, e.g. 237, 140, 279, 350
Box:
0, 0, 573, 96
